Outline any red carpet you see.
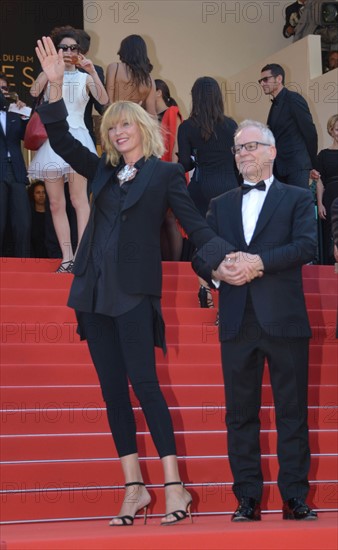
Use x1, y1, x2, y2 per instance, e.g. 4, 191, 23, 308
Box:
0, 259, 337, 548
1, 514, 337, 550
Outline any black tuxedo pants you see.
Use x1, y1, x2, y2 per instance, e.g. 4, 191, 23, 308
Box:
220, 297, 311, 503
79, 298, 177, 458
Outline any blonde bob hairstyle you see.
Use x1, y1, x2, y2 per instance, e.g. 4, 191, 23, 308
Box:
100, 101, 165, 166
327, 114, 338, 137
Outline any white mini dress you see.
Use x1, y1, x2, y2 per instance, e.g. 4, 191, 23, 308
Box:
28, 70, 98, 180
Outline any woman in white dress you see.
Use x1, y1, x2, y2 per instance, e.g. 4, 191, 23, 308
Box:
28, 26, 109, 272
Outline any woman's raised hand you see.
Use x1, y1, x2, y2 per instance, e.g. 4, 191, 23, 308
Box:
77, 54, 95, 76
36, 36, 64, 84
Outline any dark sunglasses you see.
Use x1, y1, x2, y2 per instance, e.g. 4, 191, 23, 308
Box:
258, 76, 275, 84
57, 44, 80, 52
0, 85, 9, 91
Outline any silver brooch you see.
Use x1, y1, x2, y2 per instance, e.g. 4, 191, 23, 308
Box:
117, 164, 137, 185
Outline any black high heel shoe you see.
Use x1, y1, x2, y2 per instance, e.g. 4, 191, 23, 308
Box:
198, 285, 214, 308
161, 481, 193, 526
56, 259, 74, 273
109, 482, 149, 526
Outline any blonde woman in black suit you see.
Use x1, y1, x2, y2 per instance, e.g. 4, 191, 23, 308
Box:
35, 36, 226, 527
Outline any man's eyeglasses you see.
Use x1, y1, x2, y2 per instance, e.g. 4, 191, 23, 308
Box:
57, 44, 80, 52
0, 86, 9, 91
231, 142, 271, 155
258, 76, 275, 84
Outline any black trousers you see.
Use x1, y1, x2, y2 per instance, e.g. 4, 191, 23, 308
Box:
79, 298, 176, 458
274, 167, 310, 189
220, 298, 311, 503
0, 161, 31, 257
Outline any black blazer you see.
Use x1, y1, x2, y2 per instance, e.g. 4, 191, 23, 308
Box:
267, 87, 318, 176
193, 180, 318, 340
38, 99, 225, 300
0, 110, 28, 184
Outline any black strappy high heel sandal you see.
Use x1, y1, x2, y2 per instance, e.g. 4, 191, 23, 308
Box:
109, 482, 149, 526
56, 259, 74, 273
198, 285, 214, 308
161, 481, 193, 526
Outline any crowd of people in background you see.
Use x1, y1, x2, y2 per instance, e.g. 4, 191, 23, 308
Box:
0, 23, 337, 269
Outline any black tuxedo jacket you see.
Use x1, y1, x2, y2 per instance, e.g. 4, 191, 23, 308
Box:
0, 110, 28, 184
38, 99, 225, 300
267, 87, 317, 177
193, 180, 317, 340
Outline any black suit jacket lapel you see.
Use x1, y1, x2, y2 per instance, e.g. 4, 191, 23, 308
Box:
91, 155, 116, 199
90, 155, 159, 214
224, 189, 247, 248
250, 179, 286, 242
122, 156, 159, 212
267, 89, 286, 131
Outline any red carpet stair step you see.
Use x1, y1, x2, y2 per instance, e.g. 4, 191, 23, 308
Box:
0, 259, 337, 524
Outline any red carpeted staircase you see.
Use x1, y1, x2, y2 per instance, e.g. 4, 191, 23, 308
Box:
0, 258, 337, 549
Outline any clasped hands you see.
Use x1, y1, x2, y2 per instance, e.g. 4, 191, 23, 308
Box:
212, 252, 264, 286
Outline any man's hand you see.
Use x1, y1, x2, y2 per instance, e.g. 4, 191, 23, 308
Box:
212, 261, 248, 286
285, 25, 296, 37
212, 252, 264, 286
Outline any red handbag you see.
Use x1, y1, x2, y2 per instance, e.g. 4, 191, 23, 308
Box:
24, 110, 48, 151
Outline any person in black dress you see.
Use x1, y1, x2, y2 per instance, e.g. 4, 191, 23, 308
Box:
34, 36, 227, 527
178, 76, 239, 307
314, 114, 338, 264
28, 180, 48, 258
331, 197, 338, 337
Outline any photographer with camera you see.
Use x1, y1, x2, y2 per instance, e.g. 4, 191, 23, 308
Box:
283, 0, 307, 39
0, 73, 31, 257
294, 0, 338, 47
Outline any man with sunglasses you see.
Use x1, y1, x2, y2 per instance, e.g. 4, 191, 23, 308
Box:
0, 73, 31, 257
193, 119, 318, 522
259, 63, 317, 189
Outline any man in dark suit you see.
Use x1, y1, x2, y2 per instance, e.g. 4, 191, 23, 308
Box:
0, 73, 31, 257
259, 63, 317, 188
193, 120, 318, 521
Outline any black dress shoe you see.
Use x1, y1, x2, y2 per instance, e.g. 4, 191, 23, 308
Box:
283, 498, 318, 520
232, 497, 261, 522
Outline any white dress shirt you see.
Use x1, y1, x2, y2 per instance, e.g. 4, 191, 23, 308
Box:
242, 176, 274, 245
0, 110, 7, 134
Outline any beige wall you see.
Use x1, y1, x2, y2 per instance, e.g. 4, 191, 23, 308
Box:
84, 0, 292, 117
84, 1, 336, 150
224, 35, 337, 150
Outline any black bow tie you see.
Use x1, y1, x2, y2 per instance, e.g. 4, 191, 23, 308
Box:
241, 181, 266, 194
